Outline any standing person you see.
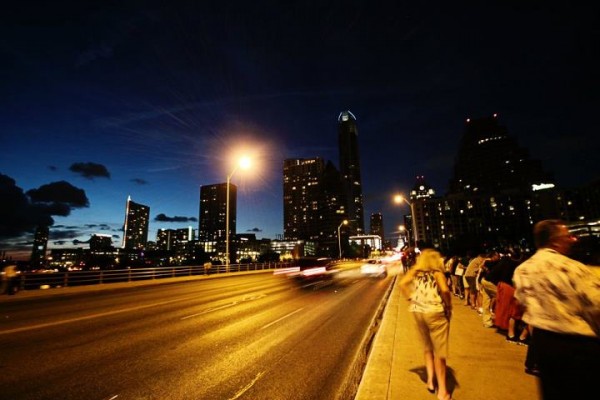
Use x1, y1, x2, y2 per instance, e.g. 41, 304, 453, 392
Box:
513, 220, 600, 400
463, 252, 486, 309
1, 264, 19, 295
452, 256, 465, 299
399, 249, 453, 400
478, 251, 501, 328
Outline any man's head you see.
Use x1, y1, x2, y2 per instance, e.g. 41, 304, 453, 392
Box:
533, 219, 577, 255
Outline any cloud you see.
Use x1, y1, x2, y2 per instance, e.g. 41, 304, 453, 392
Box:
0, 174, 54, 238
69, 162, 111, 179
0, 174, 90, 240
154, 213, 198, 223
26, 181, 89, 207
131, 178, 148, 185
247, 227, 262, 232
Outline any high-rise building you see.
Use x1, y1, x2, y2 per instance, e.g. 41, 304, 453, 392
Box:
199, 183, 236, 260
30, 225, 49, 268
283, 158, 346, 256
157, 227, 194, 252
370, 213, 384, 249
283, 158, 326, 242
338, 110, 365, 234
412, 115, 556, 251
90, 234, 113, 252
449, 114, 553, 195
122, 196, 150, 250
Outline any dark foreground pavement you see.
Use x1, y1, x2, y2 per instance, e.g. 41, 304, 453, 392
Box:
355, 267, 539, 400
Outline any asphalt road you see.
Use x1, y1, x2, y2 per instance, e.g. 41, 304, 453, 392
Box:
0, 269, 392, 400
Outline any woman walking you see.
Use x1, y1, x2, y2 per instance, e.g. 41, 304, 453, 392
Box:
400, 249, 453, 400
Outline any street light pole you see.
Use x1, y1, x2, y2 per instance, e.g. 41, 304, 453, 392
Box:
225, 156, 251, 272
337, 220, 348, 259
394, 195, 418, 248
225, 169, 235, 273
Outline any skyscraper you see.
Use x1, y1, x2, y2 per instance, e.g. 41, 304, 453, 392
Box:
283, 158, 346, 256
199, 183, 236, 260
338, 110, 365, 234
413, 115, 556, 251
370, 212, 384, 238
449, 114, 553, 195
30, 225, 49, 268
283, 158, 326, 242
122, 196, 150, 250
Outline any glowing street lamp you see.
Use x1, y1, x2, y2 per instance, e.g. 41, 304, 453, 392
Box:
394, 194, 418, 248
226, 156, 251, 271
338, 220, 349, 259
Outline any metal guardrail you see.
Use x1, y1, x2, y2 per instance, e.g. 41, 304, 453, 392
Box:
16, 262, 289, 291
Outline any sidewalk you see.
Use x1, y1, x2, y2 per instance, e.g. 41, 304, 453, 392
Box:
355, 269, 539, 400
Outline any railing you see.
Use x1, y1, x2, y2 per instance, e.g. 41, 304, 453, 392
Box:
17, 262, 290, 291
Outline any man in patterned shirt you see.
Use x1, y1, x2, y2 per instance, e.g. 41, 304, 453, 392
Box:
513, 220, 600, 400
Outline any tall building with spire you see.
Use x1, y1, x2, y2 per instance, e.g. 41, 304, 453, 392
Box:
338, 110, 365, 234
122, 196, 150, 250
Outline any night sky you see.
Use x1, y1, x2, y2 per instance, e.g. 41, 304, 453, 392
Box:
2, 1, 599, 259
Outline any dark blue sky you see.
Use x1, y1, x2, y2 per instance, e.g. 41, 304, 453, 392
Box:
2, 1, 599, 259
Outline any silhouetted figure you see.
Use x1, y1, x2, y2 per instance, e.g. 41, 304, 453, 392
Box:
513, 220, 600, 400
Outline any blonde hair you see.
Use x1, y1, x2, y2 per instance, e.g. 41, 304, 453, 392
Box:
413, 248, 444, 273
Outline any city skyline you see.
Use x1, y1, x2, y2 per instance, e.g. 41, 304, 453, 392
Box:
2, 1, 599, 260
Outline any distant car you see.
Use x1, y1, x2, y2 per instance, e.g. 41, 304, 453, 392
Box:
292, 257, 338, 282
360, 259, 387, 278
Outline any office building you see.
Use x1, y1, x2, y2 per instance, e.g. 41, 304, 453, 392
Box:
412, 115, 556, 251
90, 234, 113, 252
338, 110, 365, 234
156, 227, 194, 252
199, 183, 236, 260
370, 213, 384, 249
30, 225, 49, 268
449, 114, 553, 195
122, 196, 150, 250
283, 158, 346, 257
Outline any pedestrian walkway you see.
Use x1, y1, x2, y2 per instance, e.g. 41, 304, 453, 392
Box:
355, 270, 539, 400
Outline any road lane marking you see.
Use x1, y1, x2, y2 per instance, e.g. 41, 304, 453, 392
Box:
0, 294, 202, 335
180, 302, 238, 320
241, 294, 267, 301
260, 307, 305, 330
180, 292, 267, 320
228, 371, 265, 400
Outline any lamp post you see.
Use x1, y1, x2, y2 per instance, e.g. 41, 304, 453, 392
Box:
394, 194, 418, 248
337, 219, 349, 259
225, 156, 251, 272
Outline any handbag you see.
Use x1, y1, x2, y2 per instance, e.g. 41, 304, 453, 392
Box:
454, 264, 465, 276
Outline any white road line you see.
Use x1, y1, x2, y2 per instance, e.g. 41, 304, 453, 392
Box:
180, 302, 238, 320
0, 295, 198, 335
228, 371, 265, 400
260, 307, 305, 330
180, 292, 267, 320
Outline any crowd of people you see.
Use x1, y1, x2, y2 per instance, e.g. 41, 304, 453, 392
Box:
442, 248, 532, 346
399, 219, 600, 400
